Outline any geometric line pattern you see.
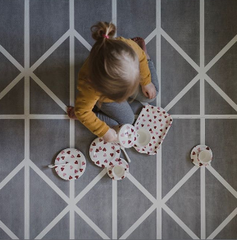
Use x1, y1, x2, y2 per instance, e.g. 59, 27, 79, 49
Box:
0, 0, 237, 239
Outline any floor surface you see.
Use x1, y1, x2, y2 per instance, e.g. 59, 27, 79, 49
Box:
0, 0, 237, 239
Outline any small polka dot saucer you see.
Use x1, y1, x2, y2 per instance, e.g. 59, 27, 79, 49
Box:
106, 158, 129, 180
117, 124, 137, 148
51, 148, 86, 180
191, 145, 213, 167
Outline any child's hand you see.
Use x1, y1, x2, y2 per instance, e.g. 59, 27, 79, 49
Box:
141, 83, 156, 99
103, 128, 118, 142
67, 106, 77, 119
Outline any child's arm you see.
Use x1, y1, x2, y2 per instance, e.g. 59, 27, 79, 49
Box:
127, 38, 156, 99
74, 59, 110, 137
74, 90, 117, 141
74, 82, 110, 138
125, 38, 151, 86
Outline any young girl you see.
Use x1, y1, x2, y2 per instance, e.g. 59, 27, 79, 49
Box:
67, 21, 159, 142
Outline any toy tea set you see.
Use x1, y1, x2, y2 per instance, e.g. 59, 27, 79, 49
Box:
48, 104, 213, 181
90, 104, 174, 180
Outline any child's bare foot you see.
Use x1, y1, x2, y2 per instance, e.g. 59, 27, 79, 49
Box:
67, 106, 77, 119
131, 37, 150, 59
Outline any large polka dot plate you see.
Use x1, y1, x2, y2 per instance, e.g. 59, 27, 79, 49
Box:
54, 148, 86, 180
134, 105, 173, 155
89, 137, 121, 167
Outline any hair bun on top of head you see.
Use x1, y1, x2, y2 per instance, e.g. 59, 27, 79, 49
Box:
91, 21, 116, 41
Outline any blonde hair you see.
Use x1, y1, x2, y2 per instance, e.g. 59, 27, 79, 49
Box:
88, 21, 140, 102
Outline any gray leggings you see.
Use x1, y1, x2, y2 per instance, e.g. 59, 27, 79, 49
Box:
96, 60, 159, 127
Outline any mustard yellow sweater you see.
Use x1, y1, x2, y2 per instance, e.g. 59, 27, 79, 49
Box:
74, 37, 151, 137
